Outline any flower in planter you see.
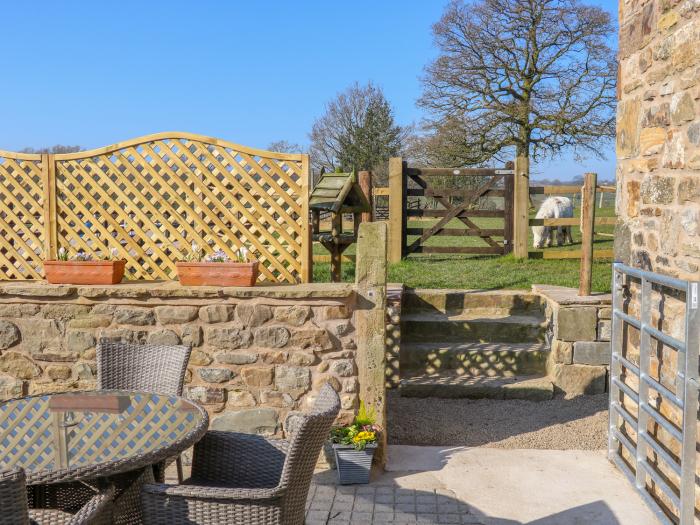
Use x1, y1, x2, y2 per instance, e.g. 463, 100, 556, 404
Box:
330, 401, 381, 451
56, 247, 120, 262
183, 242, 251, 263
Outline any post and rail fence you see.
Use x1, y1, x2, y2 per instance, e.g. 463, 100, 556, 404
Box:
0, 132, 312, 284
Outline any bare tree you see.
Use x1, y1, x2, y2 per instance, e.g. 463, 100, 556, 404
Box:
267, 140, 304, 154
419, 0, 616, 167
20, 145, 82, 154
309, 82, 409, 181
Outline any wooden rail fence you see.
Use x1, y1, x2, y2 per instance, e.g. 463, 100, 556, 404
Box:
0, 132, 312, 283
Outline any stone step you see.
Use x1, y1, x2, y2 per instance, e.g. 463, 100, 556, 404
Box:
401, 312, 547, 343
399, 372, 554, 401
400, 342, 549, 376
402, 289, 543, 316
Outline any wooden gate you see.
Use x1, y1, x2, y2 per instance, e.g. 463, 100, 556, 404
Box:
388, 158, 514, 260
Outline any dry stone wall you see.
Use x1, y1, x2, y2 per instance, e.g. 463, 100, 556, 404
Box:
0, 282, 359, 438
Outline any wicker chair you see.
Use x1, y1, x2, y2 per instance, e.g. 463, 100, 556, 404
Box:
97, 340, 192, 482
141, 383, 341, 525
0, 468, 114, 525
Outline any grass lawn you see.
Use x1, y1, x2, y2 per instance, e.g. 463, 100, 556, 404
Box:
312, 204, 615, 293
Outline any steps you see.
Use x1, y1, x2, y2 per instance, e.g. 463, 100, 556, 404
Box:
399, 289, 553, 401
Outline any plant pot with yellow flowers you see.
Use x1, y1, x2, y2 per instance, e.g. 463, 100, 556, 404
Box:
329, 401, 380, 484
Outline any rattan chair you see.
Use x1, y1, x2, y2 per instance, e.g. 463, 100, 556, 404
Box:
0, 468, 114, 525
97, 340, 192, 482
141, 383, 341, 525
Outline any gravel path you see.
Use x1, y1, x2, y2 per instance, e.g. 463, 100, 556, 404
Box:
387, 391, 608, 450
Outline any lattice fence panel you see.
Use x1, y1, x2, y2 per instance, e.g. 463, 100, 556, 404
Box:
0, 153, 45, 279
53, 133, 307, 283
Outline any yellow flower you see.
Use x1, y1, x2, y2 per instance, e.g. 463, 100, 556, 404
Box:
353, 431, 375, 443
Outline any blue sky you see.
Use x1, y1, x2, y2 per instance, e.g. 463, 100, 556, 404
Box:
2, 0, 617, 181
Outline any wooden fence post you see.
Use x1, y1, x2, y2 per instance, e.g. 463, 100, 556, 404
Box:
388, 157, 404, 263
358, 170, 373, 222
41, 154, 58, 261
578, 172, 597, 296
513, 155, 530, 258
503, 164, 515, 254
300, 154, 313, 283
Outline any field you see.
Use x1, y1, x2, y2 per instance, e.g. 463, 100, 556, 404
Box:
312, 204, 615, 293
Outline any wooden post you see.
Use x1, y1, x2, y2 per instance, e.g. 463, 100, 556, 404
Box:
358, 170, 373, 222
503, 164, 515, 254
300, 154, 313, 283
578, 172, 597, 296
330, 212, 342, 282
513, 155, 530, 258
388, 157, 404, 263
41, 154, 58, 261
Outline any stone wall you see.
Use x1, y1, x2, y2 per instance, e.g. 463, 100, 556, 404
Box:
535, 285, 611, 397
0, 282, 360, 439
617, 0, 700, 519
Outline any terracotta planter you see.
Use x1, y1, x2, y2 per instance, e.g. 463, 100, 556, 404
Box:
43, 260, 126, 285
176, 261, 259, 287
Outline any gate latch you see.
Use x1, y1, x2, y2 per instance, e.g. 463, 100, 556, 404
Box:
692, 283, 698, 310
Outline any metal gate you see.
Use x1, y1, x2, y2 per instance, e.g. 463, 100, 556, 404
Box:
608, 263, 699, 524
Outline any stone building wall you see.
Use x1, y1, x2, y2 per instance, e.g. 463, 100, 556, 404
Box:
617, 0, 700, 519
0, 282, 360, 438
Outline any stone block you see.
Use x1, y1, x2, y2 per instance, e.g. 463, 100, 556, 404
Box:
147, 329, 181, 346
216, 351, 258, 365
189, 349, 212, 366
289, 328, 333, 351
186, 385, 225, 405
46, 365, 72, 381
0, 376, 23, 400
0, 321, 20, 349
549, 339, 573, 365
69, 315, 112, 329
274, 365, 310, 392
206, 327, 252, 349
555, 307, 597, 341
66, 330, 96, 353
598, 307, 612, 320
597, 320, 612, 342
114, 307, 155, 326
573, 341, 611, 365
289, 352, 316, 366
260, 390, 294, 408
41, 304, 91, 321
0, 304, 40, 317
227, 390, 256, 408
154, 306, 199, 324
0, 352, 41, 379
253, 326, 290, 348
329, 359, 355, 377
35, 352, 79, 363
182, 325, 202, 347
551, 363, 607, 396
199, 305, 234, 323
211, 408, 278, 435
198, 368, 234, 383
99, 328, 147, 344
241, 366, 274, 387
74, 363, 94, 380
235, 303, 272, 327
273, 305, 310, 326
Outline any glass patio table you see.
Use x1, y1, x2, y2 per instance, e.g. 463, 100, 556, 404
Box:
0, 390, 209, 524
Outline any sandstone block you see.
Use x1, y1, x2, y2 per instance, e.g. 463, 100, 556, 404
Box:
114, 307, 155, 326
147, 329, 181, 346
182, 325, 203, 347
260, 390, 294, 408
74, 363, 94, 380
241, 366, 274, 387
262, 351, 288, 364
66, 331, 96, 353
329, 359, 355, 377
313, 374, 341, 392
206, 327, 252, 349
0, 352, 41, 379
0, 321, 20, 349
0, 304, 40, 317
316, 305, 350, 321
598, 307, 612, 320
199, 305, 235, 323
573, 341, 611, 365
289, 352, 316, 366
274, 365, 310, 392
155, 306, 199, 324
99, 328, 147, 344
189, 350, 212, 366
228, 390, 257, 408
46, 365, 72, 381
235, 303, 272, 327
551, 363, 607, 396
216, 351, 258, 365
186, 385, 225, 405
41, 304, 91, 321
69, 315, 112, 329
0, 376, 23, 400
273, 305, 310, 326
211, 408, 278, 435
35, 352, 79, 363
253, 326, 290, 348
555, 307, 597, 341
550, 339, 573, 365
597, 320, 612, 342
198, 368, 234, 383
289, 328, 333, 351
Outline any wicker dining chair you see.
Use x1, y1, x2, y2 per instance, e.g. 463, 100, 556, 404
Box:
141, 383, 341, 525
0, 468, 114, 525
97, 339, 192, 483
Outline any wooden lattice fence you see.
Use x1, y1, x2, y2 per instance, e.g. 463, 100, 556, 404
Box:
0, 132, 312, 283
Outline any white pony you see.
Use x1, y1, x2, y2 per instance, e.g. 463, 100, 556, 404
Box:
532, 196, 574, 248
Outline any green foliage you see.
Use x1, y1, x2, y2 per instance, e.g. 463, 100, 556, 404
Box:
330, 399, 380, 451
